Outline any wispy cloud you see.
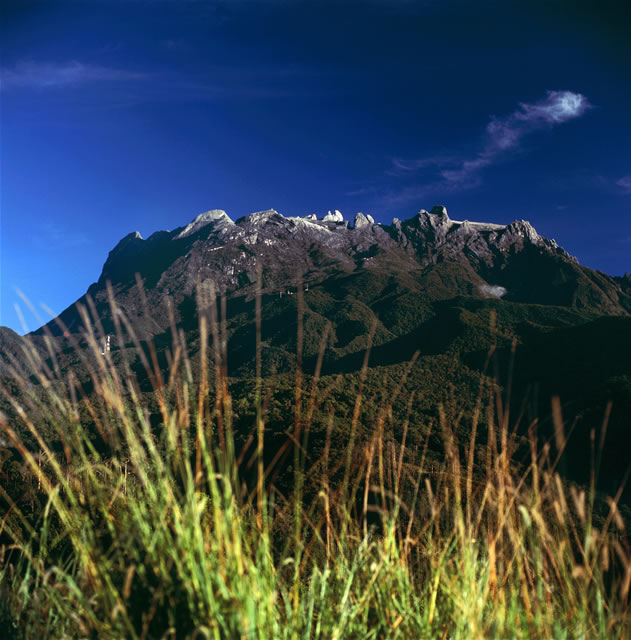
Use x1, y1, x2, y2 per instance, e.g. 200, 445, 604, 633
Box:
386, 154, 459, 176
616, 175, 631, 195
1, 58, 334, 105
1, 60, 144, 90
31, 222, 90, 249
385, 90, 591, 203
437, 90, 590, 187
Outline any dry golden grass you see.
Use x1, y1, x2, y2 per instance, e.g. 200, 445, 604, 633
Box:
1, 285, 630, 638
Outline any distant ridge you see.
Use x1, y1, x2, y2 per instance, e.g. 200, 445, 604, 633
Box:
29, 204, 624, 339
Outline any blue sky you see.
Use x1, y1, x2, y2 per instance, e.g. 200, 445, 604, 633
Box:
1, 0, 630, 334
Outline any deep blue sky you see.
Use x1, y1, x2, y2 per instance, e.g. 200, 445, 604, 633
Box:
1, 0, 630, 334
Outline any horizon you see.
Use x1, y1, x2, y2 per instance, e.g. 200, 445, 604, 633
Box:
2, 0, 630, 334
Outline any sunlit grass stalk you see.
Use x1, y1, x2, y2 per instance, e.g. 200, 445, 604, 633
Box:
1, 287, 630, 638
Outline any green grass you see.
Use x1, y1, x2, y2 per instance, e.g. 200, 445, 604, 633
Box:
1, 285, 630, 639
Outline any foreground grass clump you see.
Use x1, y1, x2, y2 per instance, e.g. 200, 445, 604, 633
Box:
1, 287, 630, 638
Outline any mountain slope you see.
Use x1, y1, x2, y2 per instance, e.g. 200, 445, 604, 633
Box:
3, 205, 630, 502
34, 205, 630, 342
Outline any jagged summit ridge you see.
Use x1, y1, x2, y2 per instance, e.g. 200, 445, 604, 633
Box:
114, 205, 551, 251
96, 204, 576, 298
159, 204, 549, 239
40, 201, 629, 341
323, 209, 344, 223
175, 209, 233, 239
354, 212, 375, 228
102, 205, 571, 267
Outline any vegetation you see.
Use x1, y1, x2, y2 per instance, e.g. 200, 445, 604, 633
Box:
1, 286, 630, 638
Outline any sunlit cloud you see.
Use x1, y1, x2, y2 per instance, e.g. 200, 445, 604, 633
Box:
516, 90, 590, 124
439, 90, 591, 187
0, 60, 144, 90
385, 90, 591, 202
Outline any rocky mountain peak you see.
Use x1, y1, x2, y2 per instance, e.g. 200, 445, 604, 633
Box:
323, 210, 344, 223
107, 230, 144, 257
414, 206, 453, 231
430, 205, 450, 218
505, 219, 540, 242
175, 209, 233, 239
353, 212, 375, 229
237, 209, 282, 226
57, 202, 629, 343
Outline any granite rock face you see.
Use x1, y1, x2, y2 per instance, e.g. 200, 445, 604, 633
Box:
40, 205, 630, 337
323, 209, 344, 223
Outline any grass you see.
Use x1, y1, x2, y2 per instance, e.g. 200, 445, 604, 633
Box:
1, 281, 630, 639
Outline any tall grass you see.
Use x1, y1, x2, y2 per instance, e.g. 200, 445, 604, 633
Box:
1, 283, 630, 638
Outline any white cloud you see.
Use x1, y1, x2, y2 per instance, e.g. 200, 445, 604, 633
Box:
479, 284, 507, 298
0, 60, 144, 90
516, 90, 590, 124
448, 91, 591, 187
386, 90, 591, 201
484, 91, 590, 154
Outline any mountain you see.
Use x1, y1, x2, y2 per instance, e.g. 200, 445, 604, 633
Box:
37, 205, 631, 340
3, 205, 631, 501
